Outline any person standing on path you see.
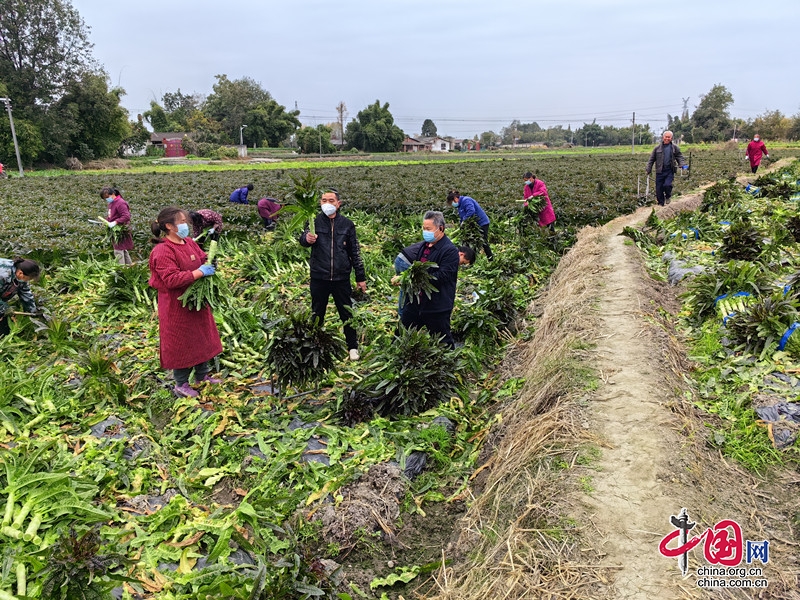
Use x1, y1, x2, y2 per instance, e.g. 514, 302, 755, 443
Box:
447, 190, 493, 260
229, 183, 254, 204
101, 186, 134, 265
523, 172, 557, 230
645, 131, 688, 206
399, 211, 460, 349
299, 189, 367, 361
148, 206, 223, 398
745, 134, 769, 174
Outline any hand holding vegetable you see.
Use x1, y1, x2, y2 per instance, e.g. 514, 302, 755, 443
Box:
107, 221, 117, 228
199, 264, 215, 277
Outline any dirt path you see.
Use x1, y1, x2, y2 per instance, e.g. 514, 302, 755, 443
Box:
580, 164, 798, 599
583, 204, 696, 598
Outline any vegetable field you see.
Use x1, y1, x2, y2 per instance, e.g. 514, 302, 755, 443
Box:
623, 159, 800, 470
0, 149, 785, 598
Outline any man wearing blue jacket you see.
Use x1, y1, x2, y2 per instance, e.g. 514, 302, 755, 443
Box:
447, 190, 493, 260
229, 183, 254, 204
399, 211, 460, 348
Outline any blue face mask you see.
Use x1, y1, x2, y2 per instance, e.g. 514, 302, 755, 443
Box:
176, 223, 190, 239
106, 197, 114, 204
451, 201, 458, 208
422, 230, 436, 243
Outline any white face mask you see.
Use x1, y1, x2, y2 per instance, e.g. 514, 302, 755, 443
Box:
321, 203, 337, 217
754, 137, 760, 142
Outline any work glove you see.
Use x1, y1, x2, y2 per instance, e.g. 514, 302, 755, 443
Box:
107, 221, 117, 228
765, 154, 769, 159
681, 165, 689, 170
199, 264, 215, 277
209, 228, 215, 235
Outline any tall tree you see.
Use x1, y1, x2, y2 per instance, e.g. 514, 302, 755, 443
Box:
690, 84, 734, 142
203, 75, 272, 143
244, 99, 301, 147
296, 124, 336, 154
45, 73, 130, 162
345, 100, 404, 152
0, 0, 95, 109
421, 119, 437, 137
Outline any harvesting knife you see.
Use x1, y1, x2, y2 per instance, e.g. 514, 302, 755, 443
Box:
87, 219, 102, 224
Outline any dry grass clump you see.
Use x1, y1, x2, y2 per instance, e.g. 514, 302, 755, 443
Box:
428, 226, 614, 600
83, 157, 129, 170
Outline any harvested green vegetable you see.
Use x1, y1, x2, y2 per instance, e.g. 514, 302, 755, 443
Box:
96, 216, 129, 245
399, 261, 439, 304
179, 240, 225, 310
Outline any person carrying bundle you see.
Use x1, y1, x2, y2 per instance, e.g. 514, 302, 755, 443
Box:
148, 206, 223, 398
0, 258, 40, 337
100, 186, 134, 265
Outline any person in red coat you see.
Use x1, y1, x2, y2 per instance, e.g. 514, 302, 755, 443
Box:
189, 209, 223, 243
148, 206, 223, 398
523, 172, 556, 230
745, 135, 769, 174
101, 187, 134, 265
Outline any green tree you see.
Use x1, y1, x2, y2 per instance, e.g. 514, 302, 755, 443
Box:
479, 131, 498, 148
345, 100, 404, 152
0, 0, 94, 109
690, 84, 734, 142
45, 73, 130, 162
0, 115, 43, 168
575, 120, 603, 146
296, 125, 336, 154
244, 99, 301, 147
203, 74, 272, 143
120, 116, 151, 156
750, 109, 791, 141
143, 101, 175, 132
421, 119, 437, 137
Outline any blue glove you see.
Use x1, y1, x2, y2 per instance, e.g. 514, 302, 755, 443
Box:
208, 228, 215, 234
682, 165, 689, 170
199, 264, 215, 277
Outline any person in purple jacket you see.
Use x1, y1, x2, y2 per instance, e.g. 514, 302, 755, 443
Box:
229, 183, 254, 204
446, 190, 493, 261
100, 186, 134, 265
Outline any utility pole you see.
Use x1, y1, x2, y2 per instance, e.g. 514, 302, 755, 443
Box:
0, 98, 23, 177
631, 112, 636, 154
335, 101, 347, 149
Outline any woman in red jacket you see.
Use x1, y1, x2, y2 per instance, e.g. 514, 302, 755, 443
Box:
101, 187, 134, 265
523, 172, 556, 230
745, 135, 769, 174
148, 206, 223, 398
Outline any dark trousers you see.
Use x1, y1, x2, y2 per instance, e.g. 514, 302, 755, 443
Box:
310, 279, 358, 350
751, 165, 759, 174
262, 217, 276, 230
655, 170, 675, 206
401, 308, 455, 349
174, 361, 210, 385
0, 316, 9, 337
480, 223, 493, 260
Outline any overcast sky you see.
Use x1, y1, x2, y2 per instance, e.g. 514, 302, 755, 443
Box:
71, 0, 800, 139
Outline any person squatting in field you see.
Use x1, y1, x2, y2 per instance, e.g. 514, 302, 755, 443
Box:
229, 183, 254, 204
398, 211, 460, 349
0, 258, 39, 337
746, 134, 769, 174
101, 186, 134, 265
645, 131, 688, 206
189, 209, 223, 244
257, 197, 283, 230
148, 206, 223, 398
523, 172, 556, 230
299, 188, 367, 361
393, 243, 474, 320
447, 190, 493, 260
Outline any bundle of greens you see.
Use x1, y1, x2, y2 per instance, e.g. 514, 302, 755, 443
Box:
96, 216, 129, 245
399, 261, 439, 304
457, 216, 485, 252
281, 169, 323, 235
179, 240, 225, 310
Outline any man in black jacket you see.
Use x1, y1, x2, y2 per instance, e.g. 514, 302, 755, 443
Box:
400, 210, 460, 348
646, 130, 688, 206
299, 189, 367, 360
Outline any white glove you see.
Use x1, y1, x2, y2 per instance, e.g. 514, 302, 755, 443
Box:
209, 228, 215, 234
765, 154, 769, 159
107, 221, 117, 228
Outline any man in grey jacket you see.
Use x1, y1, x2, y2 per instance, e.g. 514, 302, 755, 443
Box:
646, 131, 688, 206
